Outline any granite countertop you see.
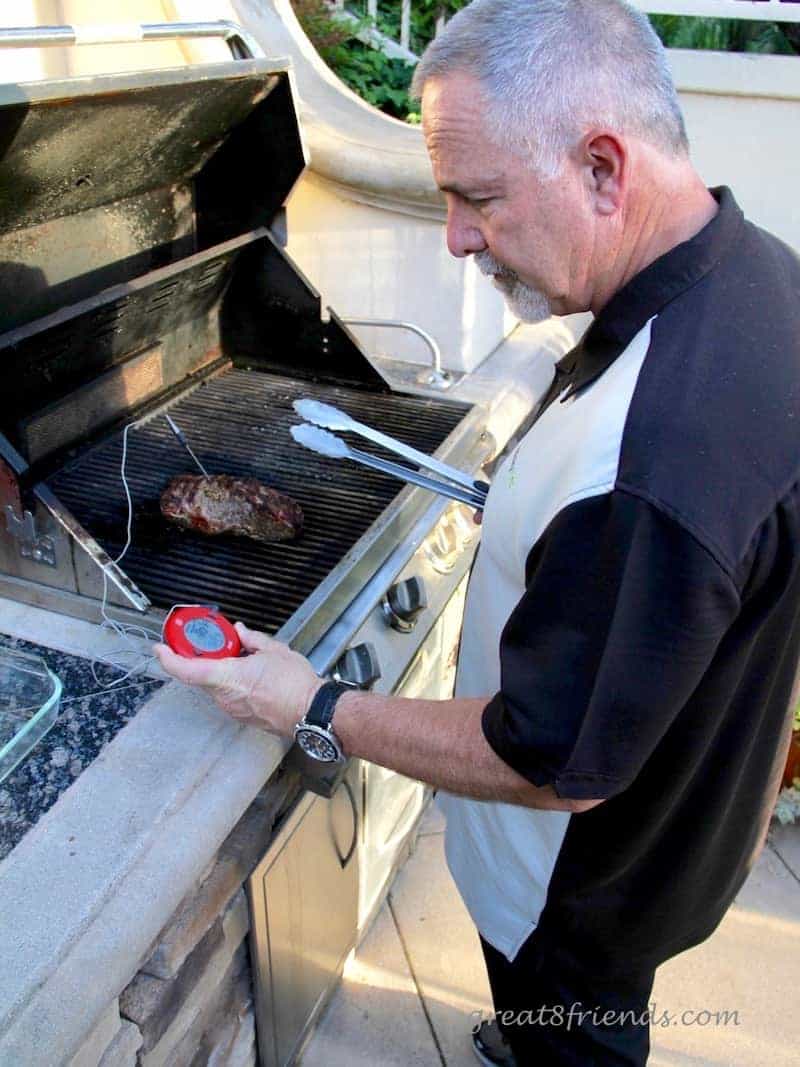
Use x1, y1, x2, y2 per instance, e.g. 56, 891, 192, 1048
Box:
0, 634, 162, 862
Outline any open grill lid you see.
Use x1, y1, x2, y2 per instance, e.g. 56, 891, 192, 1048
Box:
0, 59, 306, 334
0, 58, 388, 480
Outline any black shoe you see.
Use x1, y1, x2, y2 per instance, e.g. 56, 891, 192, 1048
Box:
472, 1019, 517, 1067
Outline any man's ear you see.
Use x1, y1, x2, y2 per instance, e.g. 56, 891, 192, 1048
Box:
580, 131, 625, 216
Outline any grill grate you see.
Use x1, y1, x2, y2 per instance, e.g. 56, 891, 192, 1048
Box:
47, 368, 470, 634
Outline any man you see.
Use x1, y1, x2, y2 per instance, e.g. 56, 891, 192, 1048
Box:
155, 1, 800, 1064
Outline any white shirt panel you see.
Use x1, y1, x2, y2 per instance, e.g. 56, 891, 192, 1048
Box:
442, 318, 654, 960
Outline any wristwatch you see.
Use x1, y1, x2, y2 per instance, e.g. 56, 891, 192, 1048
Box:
293, 680, 351, 764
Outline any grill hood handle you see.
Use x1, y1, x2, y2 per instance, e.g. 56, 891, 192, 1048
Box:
0, 20, 262, 61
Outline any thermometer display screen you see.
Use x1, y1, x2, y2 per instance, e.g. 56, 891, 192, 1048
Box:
184, 618, 226, 653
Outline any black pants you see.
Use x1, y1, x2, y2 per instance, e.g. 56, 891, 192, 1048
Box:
480, 930, 656, 1066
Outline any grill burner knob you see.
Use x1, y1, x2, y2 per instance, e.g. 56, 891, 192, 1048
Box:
332, 643, 382, 689
381, 576, 428, 633
424, 518, 459, 574
448, 503, 475, 548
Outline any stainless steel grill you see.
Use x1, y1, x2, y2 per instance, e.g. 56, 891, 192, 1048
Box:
0, 40, 491, 690
47, 368, 469, 634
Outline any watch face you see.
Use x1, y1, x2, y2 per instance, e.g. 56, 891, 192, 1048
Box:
296, 727, 340, 763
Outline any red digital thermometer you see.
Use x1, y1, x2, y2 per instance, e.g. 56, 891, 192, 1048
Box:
163, 605, 242, 659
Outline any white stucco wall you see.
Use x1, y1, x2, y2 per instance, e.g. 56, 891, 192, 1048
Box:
669, 49, 800, 253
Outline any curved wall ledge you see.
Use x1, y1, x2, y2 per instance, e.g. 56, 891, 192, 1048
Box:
167, 1, 518, 371
221, 0, 446, 219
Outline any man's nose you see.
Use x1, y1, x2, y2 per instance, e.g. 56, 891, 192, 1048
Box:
446, 204, 487, 258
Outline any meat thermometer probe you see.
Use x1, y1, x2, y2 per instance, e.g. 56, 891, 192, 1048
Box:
159, 419, 246, 658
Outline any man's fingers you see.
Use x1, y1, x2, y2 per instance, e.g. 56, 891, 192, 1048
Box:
234, 622, 273, 653
153, 643, 225, 686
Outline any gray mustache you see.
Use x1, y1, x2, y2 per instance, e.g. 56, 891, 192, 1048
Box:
475, 251, 517, 282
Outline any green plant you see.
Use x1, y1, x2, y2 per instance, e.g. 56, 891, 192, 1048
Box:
650, 14, 799, 55
369, 0, 463, 57
292, 0, 417, 119
292, 0, 353, 51
361, 4, 800, 60
331, 40, 418, 118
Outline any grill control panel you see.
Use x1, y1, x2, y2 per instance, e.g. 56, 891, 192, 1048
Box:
324, 501, 481, 697
302, 501, 482, 796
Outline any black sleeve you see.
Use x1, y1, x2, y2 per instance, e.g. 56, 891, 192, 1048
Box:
481, 490, 741, 799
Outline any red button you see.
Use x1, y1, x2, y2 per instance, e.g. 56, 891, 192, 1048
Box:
163, 606, 242, 659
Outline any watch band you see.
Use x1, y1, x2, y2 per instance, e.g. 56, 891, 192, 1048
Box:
304, 680, 351, 730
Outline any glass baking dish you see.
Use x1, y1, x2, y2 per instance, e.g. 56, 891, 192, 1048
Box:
0, 648, 62, 782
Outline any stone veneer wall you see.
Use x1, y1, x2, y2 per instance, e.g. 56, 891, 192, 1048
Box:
68, 765, 303, 1067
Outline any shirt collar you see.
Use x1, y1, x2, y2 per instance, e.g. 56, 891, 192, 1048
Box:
560, 186, 744, 400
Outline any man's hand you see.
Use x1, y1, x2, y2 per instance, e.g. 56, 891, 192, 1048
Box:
153, 623, 323, 737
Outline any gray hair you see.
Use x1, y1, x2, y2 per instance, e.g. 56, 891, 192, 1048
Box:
411, 0, 689, 175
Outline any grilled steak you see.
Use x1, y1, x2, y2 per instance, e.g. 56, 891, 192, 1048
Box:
160, 474, 303, 543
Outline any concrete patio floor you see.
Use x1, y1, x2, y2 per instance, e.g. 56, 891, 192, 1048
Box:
300, 800, 800, 1067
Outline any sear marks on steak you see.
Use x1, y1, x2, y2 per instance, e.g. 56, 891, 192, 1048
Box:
160, 474, 303, 543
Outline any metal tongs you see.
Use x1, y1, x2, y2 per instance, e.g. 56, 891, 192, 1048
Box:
291, 399, 489, 510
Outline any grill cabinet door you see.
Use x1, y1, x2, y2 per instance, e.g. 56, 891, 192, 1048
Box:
247, 764, 360, 1066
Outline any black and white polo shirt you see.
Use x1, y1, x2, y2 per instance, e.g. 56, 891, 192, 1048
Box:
441, 188, 800, 967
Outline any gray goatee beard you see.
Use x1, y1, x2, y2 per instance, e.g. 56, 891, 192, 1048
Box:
475, 251, 552, 323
